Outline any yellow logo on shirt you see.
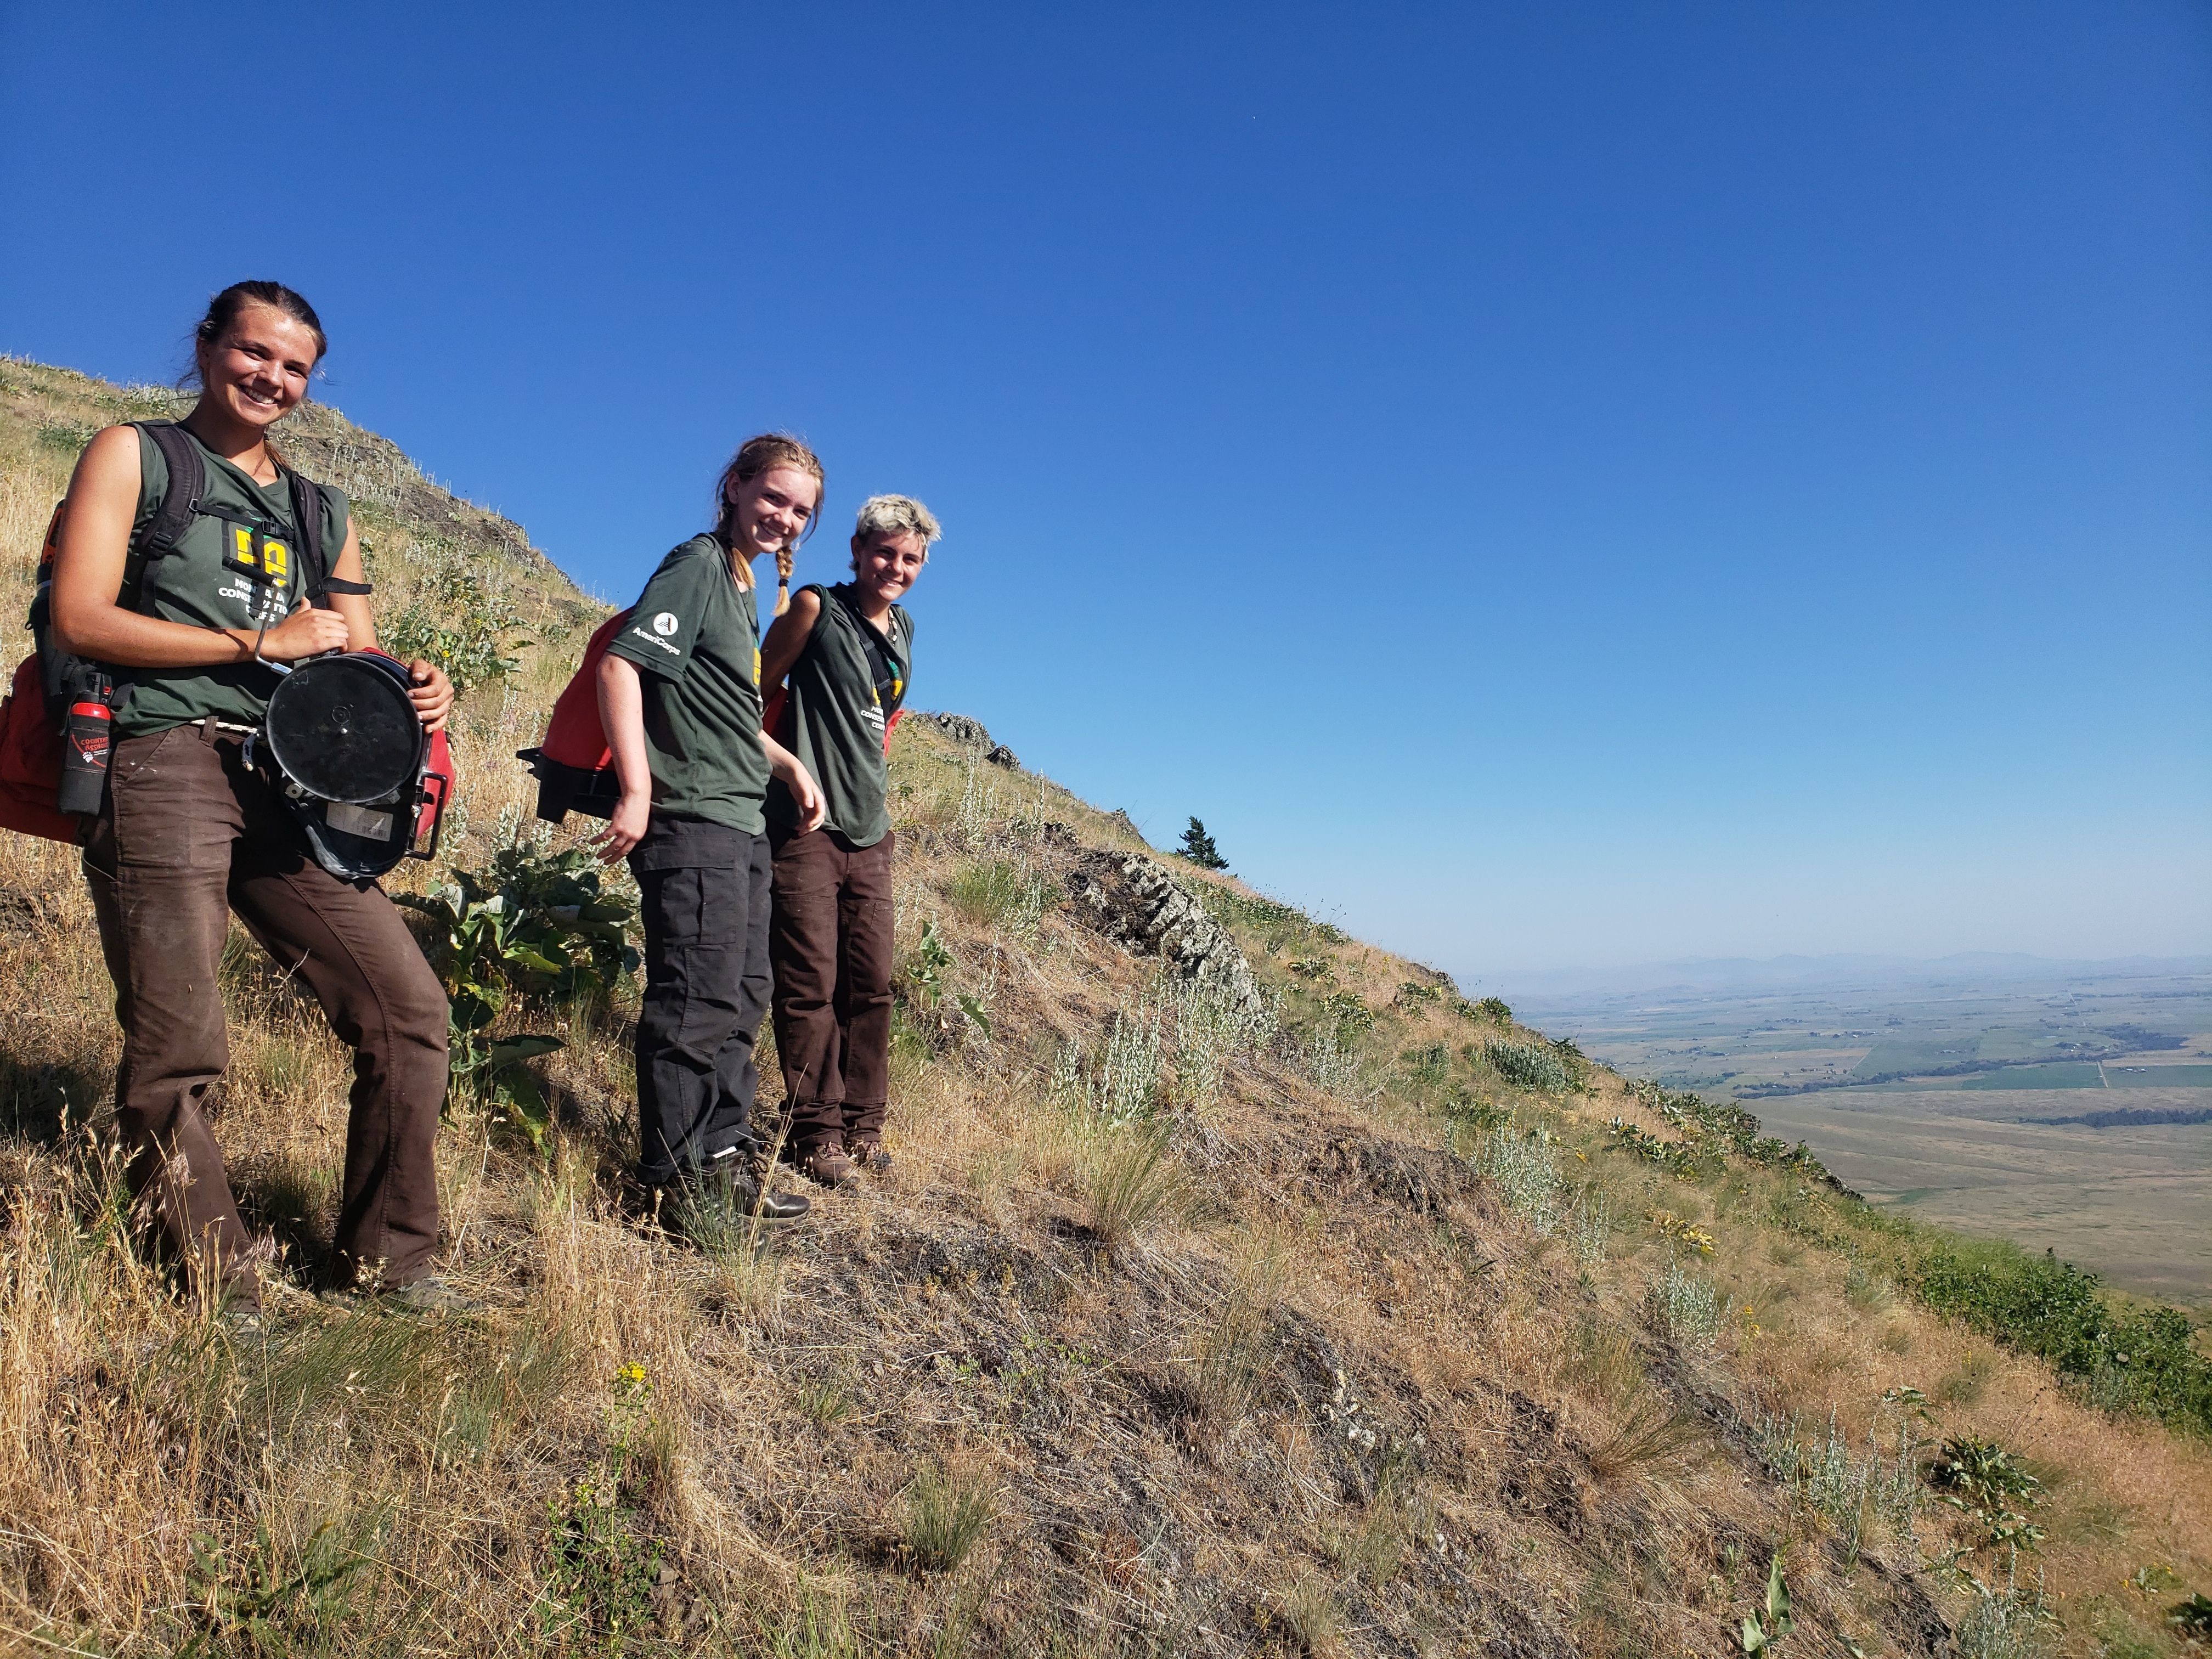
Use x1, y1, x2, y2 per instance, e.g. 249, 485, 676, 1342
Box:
223, 523, 292, 595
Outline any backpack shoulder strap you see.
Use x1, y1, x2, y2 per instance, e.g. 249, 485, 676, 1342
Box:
126, 421, 204, 614
283, 470, 332, 603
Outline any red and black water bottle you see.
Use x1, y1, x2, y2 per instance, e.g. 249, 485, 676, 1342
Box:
57, 681, 113, 816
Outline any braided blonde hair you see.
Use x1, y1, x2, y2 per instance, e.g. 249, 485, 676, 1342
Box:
712, 433, 825, 614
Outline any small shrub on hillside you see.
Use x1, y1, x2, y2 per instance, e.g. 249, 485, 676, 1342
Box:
541, 1364, 664, 1652
1954, 1566, 2056, 1659
1163, 975, 1275, 1105
1296, 1022, 1366, 1098
1470, 1125, 1566, 1238
1058, 1004, 1167, 1126
381, 534, 533, 695
1474, 996, 1513, 1024
1481, 1037, 1577, 1093
1645, 1259, 1724, 1349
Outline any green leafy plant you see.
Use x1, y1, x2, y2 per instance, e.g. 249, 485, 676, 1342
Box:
1741, 1556, 1793, 1654
380, 534, 533, 694
1928, 1436, 2046, 1555
397, 839, 639, 1149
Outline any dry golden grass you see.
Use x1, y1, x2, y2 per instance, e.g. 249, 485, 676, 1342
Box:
0, 356, 2206, 1656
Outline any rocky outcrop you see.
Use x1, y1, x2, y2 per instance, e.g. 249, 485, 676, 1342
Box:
1066, 850, 1266, 1017
913, 713, 1021, 769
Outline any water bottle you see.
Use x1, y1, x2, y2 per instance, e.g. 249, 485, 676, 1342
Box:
57, 686, 112, 816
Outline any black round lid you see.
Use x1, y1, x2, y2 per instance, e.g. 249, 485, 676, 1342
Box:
263, 653, 426, 804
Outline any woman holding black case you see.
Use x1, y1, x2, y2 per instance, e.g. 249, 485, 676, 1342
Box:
48, 282, 455, 1321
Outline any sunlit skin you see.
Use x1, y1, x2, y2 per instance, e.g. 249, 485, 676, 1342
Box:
592, 465, 828, 862
759, 528, 926, 699
49, 303, 454, 731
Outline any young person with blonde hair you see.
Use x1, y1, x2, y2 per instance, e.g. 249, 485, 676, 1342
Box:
759, 493, 939, 1186
595, 436, 830, 1222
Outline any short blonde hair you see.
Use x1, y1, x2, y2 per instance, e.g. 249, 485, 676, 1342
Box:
853, 494, 941, 557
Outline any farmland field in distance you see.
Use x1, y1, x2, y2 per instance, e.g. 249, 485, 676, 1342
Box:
1504, 956, 2212, 1305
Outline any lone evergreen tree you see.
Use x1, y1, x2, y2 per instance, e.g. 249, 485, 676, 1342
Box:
1176, 816, 1229, 871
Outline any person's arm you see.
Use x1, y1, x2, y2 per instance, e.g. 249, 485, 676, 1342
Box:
761, 729, 828, 833
321, 520, 455, 733
50, 425, 348, 667
758, 586, 822, 695
592, 652, 655, 861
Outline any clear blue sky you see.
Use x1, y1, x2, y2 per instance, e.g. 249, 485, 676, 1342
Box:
5, 2, 2207, 983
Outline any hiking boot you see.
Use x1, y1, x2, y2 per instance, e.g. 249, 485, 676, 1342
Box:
661, 1166, 810, 1242
800, 1142, 860, 1189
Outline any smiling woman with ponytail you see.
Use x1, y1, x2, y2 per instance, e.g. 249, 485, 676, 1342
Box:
47, 282, 457, 1324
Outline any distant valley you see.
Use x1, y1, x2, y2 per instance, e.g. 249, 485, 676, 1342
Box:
1507, 955, 2212, 1305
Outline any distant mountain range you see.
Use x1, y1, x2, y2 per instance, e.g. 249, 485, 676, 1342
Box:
1497, 951, 2212, 1003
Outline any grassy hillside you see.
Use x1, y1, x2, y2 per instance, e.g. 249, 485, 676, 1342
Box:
1, 357, 2208, 1658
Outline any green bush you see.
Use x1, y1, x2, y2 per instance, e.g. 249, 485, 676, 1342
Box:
1482, 1037, 1575, 1093
1908, 1242, 2212, 1437
380, 535, 532, 694
397, 838, 639, 1149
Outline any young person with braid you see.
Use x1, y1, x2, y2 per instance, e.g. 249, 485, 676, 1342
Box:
758, 494, 938, 1187
594, 436, 829, 1222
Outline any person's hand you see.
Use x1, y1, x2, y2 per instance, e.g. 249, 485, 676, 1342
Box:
257, 599, 350, 662
594, 791, 651, 864
407, 660, 454, 732
786, 763, 827, 833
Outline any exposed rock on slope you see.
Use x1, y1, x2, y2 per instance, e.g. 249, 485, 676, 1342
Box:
1067, 847, 1267, 1017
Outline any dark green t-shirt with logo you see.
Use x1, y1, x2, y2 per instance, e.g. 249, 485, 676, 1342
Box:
606, 534, 771, 834
119, 425, 352, 737
766, 583, 912, 848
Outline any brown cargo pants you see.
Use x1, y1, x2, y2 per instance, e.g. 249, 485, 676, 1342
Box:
82, 722, 450, 1306
768, 826, 896, 1154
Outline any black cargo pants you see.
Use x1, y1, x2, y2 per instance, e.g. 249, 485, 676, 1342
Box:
628, 815, 772, 1188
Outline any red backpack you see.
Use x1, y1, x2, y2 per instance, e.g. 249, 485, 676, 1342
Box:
518, 608, 631, 822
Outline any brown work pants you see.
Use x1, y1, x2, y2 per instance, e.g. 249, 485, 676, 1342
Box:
768, 826, 896, 1153
82, 723, 450, 1306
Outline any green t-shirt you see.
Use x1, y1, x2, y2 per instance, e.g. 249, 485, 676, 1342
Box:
766, 583, 912, 848
119, 425, 352, 737
606, 534, 770, 833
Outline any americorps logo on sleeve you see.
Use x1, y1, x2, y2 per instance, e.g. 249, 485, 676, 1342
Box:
653, 612, 679, 636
